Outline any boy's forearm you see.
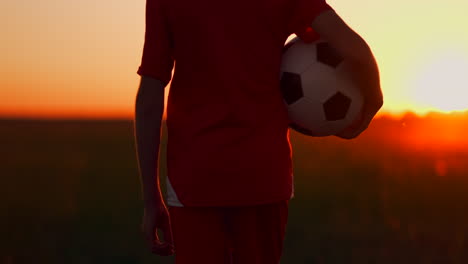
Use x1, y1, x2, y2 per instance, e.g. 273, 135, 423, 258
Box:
134, 76, 167, 207
311, 10, 383, 108
347, 51, 383, 108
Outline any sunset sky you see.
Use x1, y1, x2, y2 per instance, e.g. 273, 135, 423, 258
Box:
2, 0, 468, 119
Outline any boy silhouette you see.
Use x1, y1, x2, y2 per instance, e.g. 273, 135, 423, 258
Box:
134, 0, 383, 263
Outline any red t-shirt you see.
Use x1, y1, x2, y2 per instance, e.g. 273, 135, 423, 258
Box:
138, 0, 332, 207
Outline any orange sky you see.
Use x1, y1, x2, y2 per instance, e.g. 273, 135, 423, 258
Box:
1, 0, 468, 119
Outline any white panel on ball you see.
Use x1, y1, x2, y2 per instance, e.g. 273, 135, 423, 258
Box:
280, 37, 364, 137
287, 97, 327, 135
300, 63, 340, 103
280, 41, 317, 75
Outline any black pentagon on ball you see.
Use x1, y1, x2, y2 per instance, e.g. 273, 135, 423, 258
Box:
317, 42, 344, 68
280, 72, 303, 105
323, 92, 351, 121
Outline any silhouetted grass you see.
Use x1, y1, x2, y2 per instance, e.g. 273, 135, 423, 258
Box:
1, 115, 468, 263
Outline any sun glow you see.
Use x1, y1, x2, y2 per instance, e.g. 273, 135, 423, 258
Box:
2, 0, 468, 118
409, 50, 468, 113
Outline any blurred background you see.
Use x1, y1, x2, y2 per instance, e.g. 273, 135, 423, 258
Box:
2, 0, 468, 263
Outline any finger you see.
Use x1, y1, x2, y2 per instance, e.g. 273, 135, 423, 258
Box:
359, 114, 374, 131
337, 119, 367, 139
143, 223, 159, 251
152, 240, 175, 256
335, 108, 368, 138
154, 208, 173, 245
348, 116, 372, 138
152, 211, 175, 256
150, 229, 174, 256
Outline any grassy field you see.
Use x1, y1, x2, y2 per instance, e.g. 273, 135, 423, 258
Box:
2, 114, 468, 263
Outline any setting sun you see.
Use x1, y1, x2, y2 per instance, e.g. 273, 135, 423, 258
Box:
410, 49, 468, 113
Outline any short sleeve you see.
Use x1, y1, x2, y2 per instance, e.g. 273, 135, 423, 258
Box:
287, 0, 333, 43
137, 0, 174, 85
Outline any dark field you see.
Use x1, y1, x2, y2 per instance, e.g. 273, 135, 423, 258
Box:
2, 114, 468, 264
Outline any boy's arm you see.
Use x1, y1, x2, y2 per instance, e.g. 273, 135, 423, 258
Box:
134, 75, 166, 208
311, 10, 383, 138
134, 76, 174, 256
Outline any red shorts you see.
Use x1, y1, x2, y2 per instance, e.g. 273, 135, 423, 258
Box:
168, 199, 289, 264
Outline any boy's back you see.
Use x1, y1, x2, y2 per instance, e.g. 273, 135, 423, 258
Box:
135, 0, 383, 261
138, 0, 332, 207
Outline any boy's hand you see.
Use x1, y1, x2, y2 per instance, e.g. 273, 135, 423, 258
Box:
141, 202, 174, 256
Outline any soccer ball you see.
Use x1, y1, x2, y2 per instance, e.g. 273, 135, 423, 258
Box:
280, 37, 364, 137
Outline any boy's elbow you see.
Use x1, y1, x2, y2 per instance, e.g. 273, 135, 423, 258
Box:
311, 10, 375, 65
